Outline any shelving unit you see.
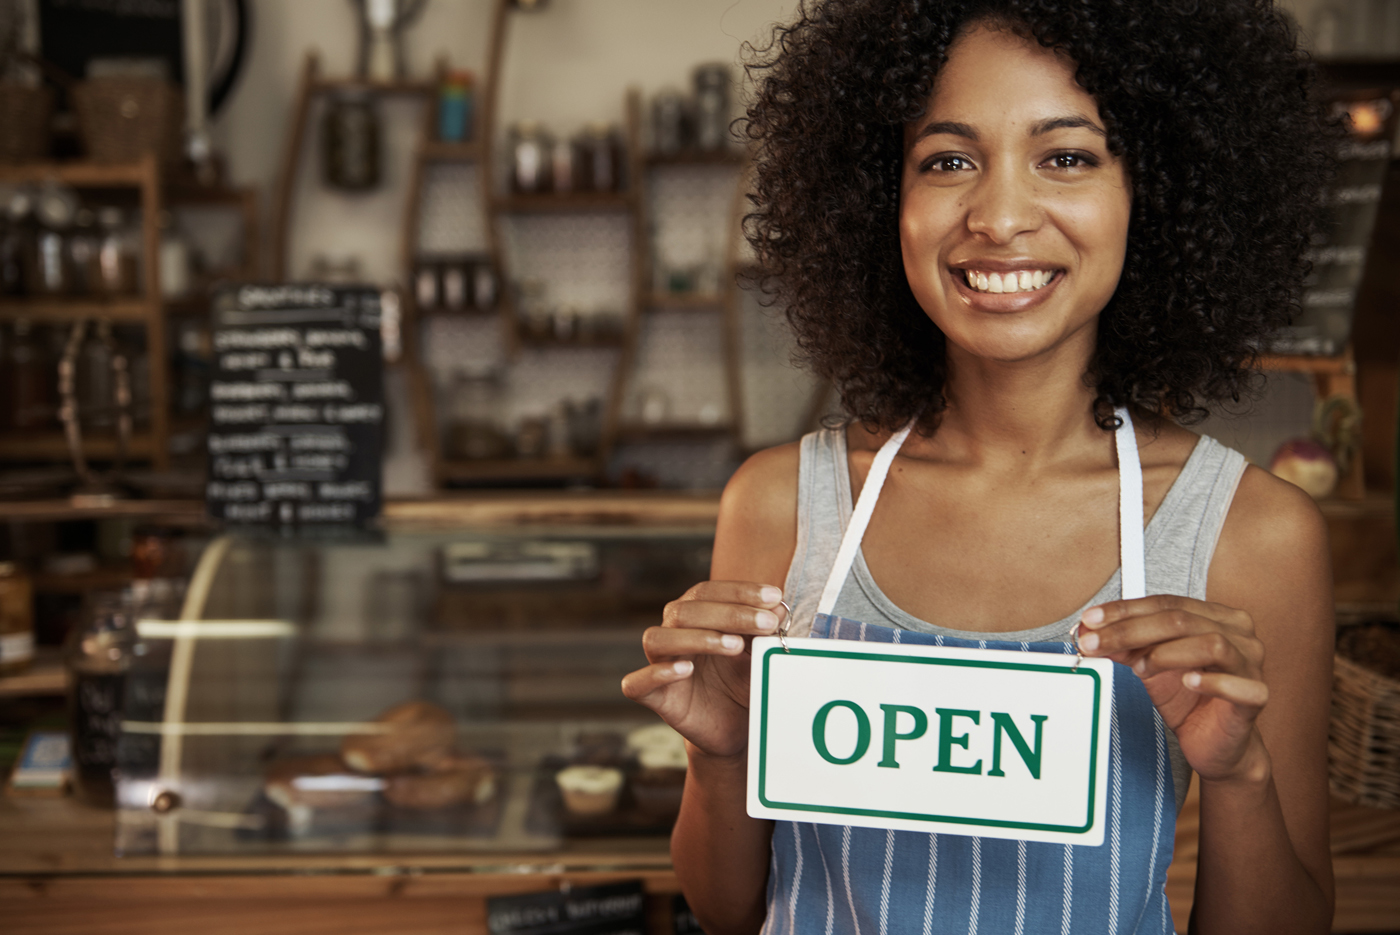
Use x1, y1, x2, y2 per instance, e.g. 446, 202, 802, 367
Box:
1260, 346, 1364, 499
0, 155, 169, 471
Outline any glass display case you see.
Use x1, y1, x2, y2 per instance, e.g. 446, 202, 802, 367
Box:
111, 522, 711, 857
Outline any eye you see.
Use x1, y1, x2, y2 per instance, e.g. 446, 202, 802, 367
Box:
1043, 151, 1100, 170
921, 153, 976, 173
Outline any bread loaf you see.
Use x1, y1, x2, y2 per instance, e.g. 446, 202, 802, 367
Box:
340, 701, 455, 774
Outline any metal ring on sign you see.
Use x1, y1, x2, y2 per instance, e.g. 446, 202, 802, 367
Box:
778, 601, 793, 653
1066, 620, 1084, 671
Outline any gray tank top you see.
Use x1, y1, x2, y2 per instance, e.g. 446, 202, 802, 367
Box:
781, 426, 1249, 812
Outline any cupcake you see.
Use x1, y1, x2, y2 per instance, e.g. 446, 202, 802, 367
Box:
631, 744, 687, 818
555, 764, 624, 816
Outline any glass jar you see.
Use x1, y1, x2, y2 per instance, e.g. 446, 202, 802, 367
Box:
67, 207, 99, 296
652, 89, 690, 154
445, 366, 512, 460
693, 63, 732, 152
1, 188, 36, 296
34, 183, 78, 296
0, 562, 35, 676
323, 90, 382, 191
96, 207, 140, 297
67, 590, 137, 807
158, 210, 193, 300
576, 123, 623, 192
509, 121, 553, 194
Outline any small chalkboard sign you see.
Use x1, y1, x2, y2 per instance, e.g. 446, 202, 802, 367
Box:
206, 284, 384, 533
486, 881, 646, 935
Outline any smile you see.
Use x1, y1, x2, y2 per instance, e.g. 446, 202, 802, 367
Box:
959, 268, 1059, 294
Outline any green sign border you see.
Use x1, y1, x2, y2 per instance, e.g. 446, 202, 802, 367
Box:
757, 645, 1103, 835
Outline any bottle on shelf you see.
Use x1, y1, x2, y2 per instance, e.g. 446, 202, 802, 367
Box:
66, 589, 136, 807
2, 318, 58, 430
96, 207, 140, 297
0, 562, 35, 676
76, 320, 117, 431
67, 207, 100, 296
33, 184, 78, 297
509, 121, 553, 193
1, 188, 37, 296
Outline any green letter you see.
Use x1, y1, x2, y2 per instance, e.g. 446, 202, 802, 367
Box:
878, 704, 929, 768
812, 700, 871, 765
988, 712, 1048, 779
932, 708, 983, 774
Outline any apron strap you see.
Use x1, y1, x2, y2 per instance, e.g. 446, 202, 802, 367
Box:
1114, 406, 1146, 600
815, 422, 914, 616
814, 406, 1146, 619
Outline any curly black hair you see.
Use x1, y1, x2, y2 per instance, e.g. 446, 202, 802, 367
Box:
742, 0, 1336, 431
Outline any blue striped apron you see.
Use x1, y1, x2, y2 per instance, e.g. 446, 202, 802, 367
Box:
762, 408, 1177, 935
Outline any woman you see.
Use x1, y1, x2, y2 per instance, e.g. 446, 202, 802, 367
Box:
622, 1, 1337, 932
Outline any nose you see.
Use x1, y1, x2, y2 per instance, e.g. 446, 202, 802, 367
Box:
965, 165, 1041, 244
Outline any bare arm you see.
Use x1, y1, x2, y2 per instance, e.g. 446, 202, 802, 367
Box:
1191, 466, 1334, 933
622, 445, 801, 935
1081, 465, 1334, 934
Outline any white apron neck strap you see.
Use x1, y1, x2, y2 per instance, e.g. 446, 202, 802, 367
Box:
816, 422, 914, 616
814, 407, 1145, 621
1114, 405, 1146, 600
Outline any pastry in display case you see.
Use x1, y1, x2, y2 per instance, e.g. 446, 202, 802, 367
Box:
111, 524, 712, 856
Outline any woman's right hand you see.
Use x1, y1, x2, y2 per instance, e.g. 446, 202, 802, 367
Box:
621, 581, 788, 759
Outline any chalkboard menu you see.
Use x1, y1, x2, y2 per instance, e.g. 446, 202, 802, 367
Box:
1272, 90, 1400, 356
486, 881, 645, 935
206, 284, 384, 532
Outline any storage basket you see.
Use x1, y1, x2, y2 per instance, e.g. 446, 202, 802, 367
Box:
71, 77, 182, 168
1330, 622, 1400, 810
0, 83, 52, 163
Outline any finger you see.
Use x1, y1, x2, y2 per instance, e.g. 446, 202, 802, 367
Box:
643, 625, 747, 663
621, 659, 695, 702
1181, 670, 1269, 710
662, 597, 783, 635
682, 580, 786, 609
1078, 607, 1219, 656
1081, 594, 1249, 632
1129, 632, 1255, 680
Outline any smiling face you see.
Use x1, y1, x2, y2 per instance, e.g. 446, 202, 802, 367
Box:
901, 23, 1133, 367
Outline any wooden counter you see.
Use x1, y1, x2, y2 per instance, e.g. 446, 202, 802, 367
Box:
4, 788, 1399, 934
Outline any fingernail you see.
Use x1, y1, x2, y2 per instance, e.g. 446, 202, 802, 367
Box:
1132, 658, 1146, 675
759, 586, 783, 605
1081, 607, 1105, 627
721, 634, 743, 651
673, 660, 694, 677
1079, 631, 1099, 651
755, 610, 778, 631
1183, 671, 1201, 688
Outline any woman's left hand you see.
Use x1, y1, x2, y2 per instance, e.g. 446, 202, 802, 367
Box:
1078, 595, 1269, 783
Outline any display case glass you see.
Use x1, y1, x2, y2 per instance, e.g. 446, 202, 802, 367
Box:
113, 523, 710, 857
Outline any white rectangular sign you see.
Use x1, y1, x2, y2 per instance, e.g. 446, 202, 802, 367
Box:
747, 637, 1114, 846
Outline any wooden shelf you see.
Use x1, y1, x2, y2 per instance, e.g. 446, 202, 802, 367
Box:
493, 191, 634, 213
0, 648, 66, 699
418, 140, 481, 162
0, 432, 153, 461
0, 498, 204, 523
645, 149, 746, 167
516, 332, 625, 349
0, 158, 154, 187
644, 292, 724, 310
32, 565, 133, 594
615, 422, 734, 442
0, 299, 154, 323
438, 456, 600, 483
1259, 352, 1356, 375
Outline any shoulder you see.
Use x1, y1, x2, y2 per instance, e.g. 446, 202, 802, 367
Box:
1208, 463, 1331, 640
712, 440, 804, 584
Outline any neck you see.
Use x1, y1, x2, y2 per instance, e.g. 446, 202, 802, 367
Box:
929, 342, 1106, 468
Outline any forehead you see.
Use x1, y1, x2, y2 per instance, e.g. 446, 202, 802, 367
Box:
910, 24, 1103, 135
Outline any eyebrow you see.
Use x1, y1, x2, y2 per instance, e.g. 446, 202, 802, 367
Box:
911, 114, 1106, 144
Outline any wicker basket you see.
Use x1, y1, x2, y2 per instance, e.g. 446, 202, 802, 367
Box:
0, 83, 52, 163
1330, 623, 1400, 810
71, 77, 183, 168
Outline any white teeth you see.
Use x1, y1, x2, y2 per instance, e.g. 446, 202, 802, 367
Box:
963, 269, 1054, 294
